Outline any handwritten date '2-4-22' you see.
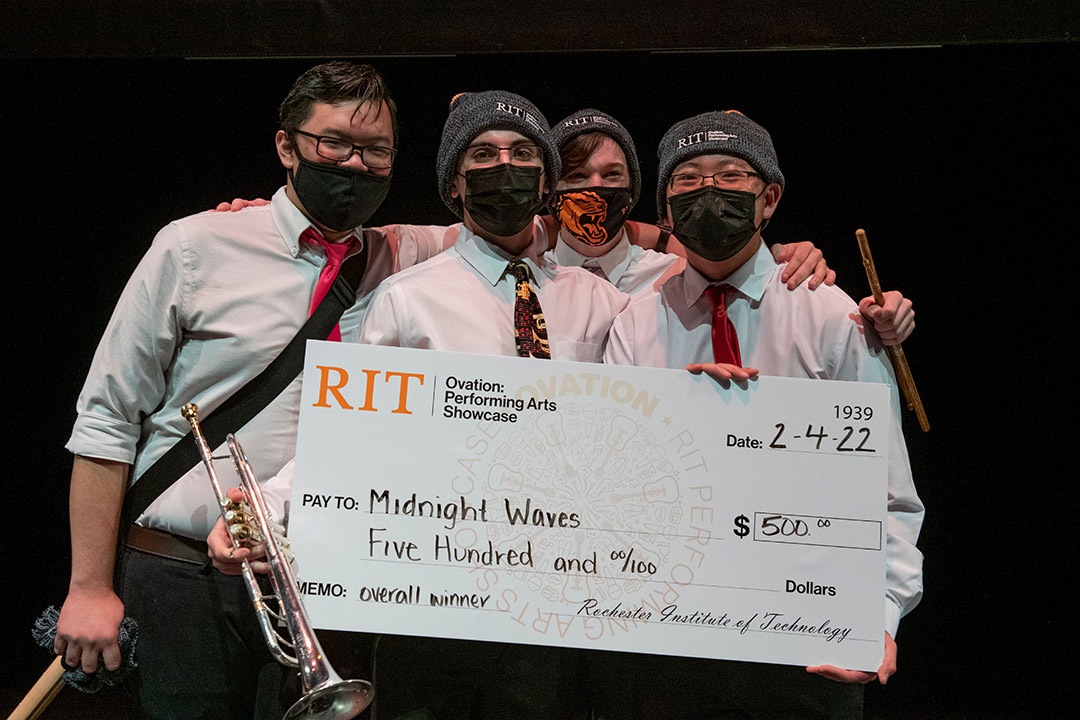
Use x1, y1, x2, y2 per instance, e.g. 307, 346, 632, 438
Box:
769, 424, 876, 453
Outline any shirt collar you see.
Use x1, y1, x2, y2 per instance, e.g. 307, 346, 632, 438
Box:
682, 241, 777, 308
270, 186, 364, 258
553, 230, 632, 283
454, 220, 548, 287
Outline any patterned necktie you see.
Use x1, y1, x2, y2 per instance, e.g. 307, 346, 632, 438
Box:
301, 226, 354, 342
507, 260, 550, 359
583, 262, 607, 281
704, 284, 742, 366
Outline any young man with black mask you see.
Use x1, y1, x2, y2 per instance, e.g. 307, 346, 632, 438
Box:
56, 61, 452, 719
604, 110, 924, 719
351, 89, 629, 720
357, 91, 628, 361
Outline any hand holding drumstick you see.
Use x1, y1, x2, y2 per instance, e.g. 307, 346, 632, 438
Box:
857, 229, 929, 432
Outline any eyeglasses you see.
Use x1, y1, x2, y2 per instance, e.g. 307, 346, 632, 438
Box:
669, 170, 761, 192
460, 143, 544, 169
293, 130, 396, 169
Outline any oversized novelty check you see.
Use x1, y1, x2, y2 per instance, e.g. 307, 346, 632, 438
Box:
290, 341, 890, 670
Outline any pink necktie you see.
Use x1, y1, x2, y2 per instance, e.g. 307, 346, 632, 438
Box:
301, 227, 353, 342
704, 284, 742, 366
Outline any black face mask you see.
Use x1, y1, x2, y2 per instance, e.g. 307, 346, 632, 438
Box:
669, 186, 763, 262
552, 186, 633, 248
289, 153, 391, 232
462, 164, 543, 237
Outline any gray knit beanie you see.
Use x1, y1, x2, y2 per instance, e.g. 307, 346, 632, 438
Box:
550, 108, 642, 209
436, 90, 560, 218
655, 110, 784, 218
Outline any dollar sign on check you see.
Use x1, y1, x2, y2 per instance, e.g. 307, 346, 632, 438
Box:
733, 514, 750, 539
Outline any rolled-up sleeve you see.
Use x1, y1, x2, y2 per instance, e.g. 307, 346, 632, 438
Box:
380, 223, 460, 271
66, 224, 187, 465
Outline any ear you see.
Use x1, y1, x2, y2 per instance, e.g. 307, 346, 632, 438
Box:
761, 182, 782, 220
275, 130, 297, 170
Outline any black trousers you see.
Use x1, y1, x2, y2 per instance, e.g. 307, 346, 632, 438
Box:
373, 635, 574, 720
116, 547, 288, 720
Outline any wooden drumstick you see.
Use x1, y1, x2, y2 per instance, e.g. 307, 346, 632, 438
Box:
6, 656, 65, 720
856, 229, 929, 432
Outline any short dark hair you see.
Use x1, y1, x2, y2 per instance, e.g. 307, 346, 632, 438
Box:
279, 61, 398, 146
558, 131, 607, 181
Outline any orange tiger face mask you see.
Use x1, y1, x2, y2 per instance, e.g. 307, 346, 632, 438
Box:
552, 186, 633, 247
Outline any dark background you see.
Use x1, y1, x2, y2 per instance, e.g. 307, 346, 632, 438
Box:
2, 2, 1076, 718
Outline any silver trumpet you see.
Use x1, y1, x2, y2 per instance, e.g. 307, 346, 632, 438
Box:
181, 403, 373, 720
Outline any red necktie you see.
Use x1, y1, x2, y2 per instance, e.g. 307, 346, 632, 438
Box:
301, 227, 353, 342
507, 261, 551, 359
704, 284, 742, 366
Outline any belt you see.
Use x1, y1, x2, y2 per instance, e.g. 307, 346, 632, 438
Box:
124, 525, 210, 565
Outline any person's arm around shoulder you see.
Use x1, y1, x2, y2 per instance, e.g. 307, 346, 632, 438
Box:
770, 241, 835, 290
55, 457, 129, 673
212, 197, 270, 212
374, 224, 459, 272
623, 220, 661, 250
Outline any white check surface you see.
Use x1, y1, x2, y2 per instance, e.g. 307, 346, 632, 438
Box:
290, 341, 889, 670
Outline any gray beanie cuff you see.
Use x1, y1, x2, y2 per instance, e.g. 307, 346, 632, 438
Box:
436, 91, 560, 218
550, 108, 642, 210
655, 111, 784, 219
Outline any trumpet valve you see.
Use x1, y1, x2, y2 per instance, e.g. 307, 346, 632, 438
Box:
224, 499, 262, 547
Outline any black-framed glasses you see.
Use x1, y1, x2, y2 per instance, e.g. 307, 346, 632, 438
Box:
293, 130, 396, 169
669, 170, 761, 191
460, 143, 544, 169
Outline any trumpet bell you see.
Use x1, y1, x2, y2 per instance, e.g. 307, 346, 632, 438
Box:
284, 679, 374, 720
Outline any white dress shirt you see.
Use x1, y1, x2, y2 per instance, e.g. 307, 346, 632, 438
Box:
260, 223, 630, 521
66, 188, 449, 540
358, 223, 630, 361
604, 241, 924, 638
548, 232, 683, 297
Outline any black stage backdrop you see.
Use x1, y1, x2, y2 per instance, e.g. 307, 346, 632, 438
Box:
2, 43, 1075, 718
